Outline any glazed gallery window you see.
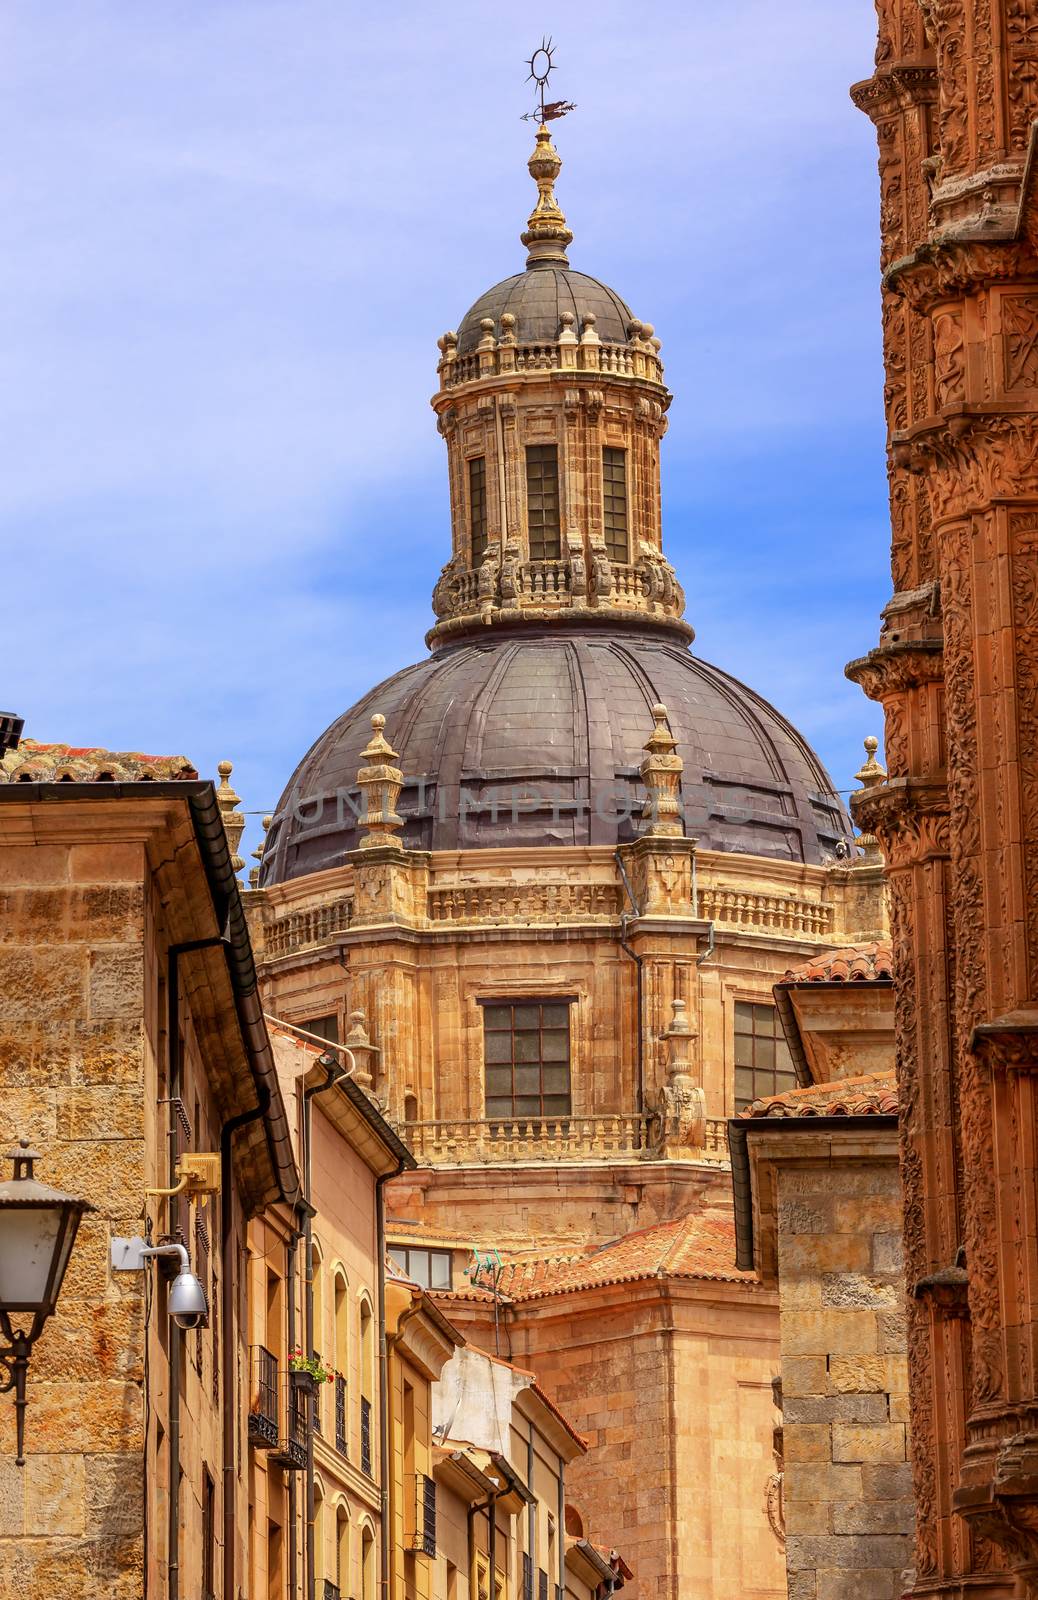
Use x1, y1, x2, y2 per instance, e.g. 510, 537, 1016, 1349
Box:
469, 455, 488, 566
525, 444, 562, 560
301, 1013, 339, 1045
733, 1001, 796, 1111
482, 999, 572, 1120
602, 447, 629, 562
388, 1245, 452, 1291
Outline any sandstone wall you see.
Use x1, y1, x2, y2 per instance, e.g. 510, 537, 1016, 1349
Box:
778, 1159, 912, 1600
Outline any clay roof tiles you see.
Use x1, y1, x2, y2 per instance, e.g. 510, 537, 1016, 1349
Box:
779, 941, 893, 986
1, 739, 197, 784
739, 1069, 898, 1121
490, 1211, 755, 1302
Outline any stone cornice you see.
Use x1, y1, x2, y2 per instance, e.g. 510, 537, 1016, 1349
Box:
885, 239, 1038, 311
846, 638, 944, 701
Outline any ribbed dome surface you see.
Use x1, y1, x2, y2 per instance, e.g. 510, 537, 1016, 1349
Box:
456, 267, 633, 356
260, 629, 852, 884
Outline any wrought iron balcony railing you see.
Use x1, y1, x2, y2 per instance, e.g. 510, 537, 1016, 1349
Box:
409, 1472, 436, 1557
335, 1374, 348, 1456
248, 1345, 278, 1449
323, 1583, 341, 1600
270, 1372, 309, 1471
360, 1395, 372, 1475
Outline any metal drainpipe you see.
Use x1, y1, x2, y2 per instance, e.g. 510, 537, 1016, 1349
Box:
557, 1467, 565, 1600
286, 1208, 306, 1600
303, 1055, 343, 1600
220, 1093, 271, 1600
614, 853, 645, 1119
467, 1488, 498, 1600
376, 1159, 408, 1600
164, 936, 226, 1600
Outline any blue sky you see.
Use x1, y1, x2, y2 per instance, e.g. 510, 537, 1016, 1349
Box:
1, 1, 887, 855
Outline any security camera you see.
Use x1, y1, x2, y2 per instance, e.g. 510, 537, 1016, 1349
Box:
168, 1263, 208, 1330
110, 1237, 207, 1329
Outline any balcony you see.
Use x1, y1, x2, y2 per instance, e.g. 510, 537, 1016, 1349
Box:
360, 1396, 372, 1475
335, 1374, 348, 1456
398, 1112, 731, 1168
248, 1346, 279, 1449
323, 1584, 341, 1600
270, 1372, 310, 1471
408, 1471, 436, 1558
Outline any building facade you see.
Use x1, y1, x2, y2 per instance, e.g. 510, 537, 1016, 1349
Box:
249, 115, 889, 1599
0, 741, 300, 1600
847, 5, 1038, 1597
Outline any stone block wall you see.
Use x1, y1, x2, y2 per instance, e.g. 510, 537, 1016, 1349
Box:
778, 1158, 912, 1600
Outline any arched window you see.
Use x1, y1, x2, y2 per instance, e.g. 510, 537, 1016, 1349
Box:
310, 1238, 325, 1357
314, 1480, 325, 1583
333, 1270, 349, 1455
359, 1296, 375, 1475
336, 1503, 350, 1593
361, 1523, 376, 1600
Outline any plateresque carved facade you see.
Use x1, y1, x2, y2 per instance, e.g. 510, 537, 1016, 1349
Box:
251, 120, 887, 1599
848, 4, 1038, 1597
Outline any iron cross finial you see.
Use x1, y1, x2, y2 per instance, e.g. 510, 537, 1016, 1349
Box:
521, 35, 577, 124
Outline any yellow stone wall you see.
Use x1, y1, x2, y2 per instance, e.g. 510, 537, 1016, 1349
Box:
0, 815, 262, 1600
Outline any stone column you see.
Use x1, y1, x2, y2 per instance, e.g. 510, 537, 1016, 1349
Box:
849, 4, 1038, 1593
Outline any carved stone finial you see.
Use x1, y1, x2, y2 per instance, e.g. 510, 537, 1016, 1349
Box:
345, 1008, 378, 1091
356, 714, 405, 851
521, 124, 573, 267
640, 704, 685, 837
853, 735, 887, 864
249, 814, 272, 889
216, 760, 246, 876
651, 997, 705, 1156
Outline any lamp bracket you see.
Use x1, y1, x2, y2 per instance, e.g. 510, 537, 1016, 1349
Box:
144, 1151, 221, 1201
111, 1237, 190, 1274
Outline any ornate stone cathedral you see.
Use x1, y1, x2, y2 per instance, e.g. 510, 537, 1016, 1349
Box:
248, 120, 886, 1598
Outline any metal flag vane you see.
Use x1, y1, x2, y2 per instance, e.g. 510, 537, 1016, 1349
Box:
521, 35, 576, 123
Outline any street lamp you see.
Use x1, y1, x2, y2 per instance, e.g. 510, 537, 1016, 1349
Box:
0, 1139, 94, 1464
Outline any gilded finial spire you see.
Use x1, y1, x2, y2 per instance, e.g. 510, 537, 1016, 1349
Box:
519, 37, 575, 268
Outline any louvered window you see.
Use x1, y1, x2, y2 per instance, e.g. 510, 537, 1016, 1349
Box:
525, 445, 561, 560
602, 448, 629, 562
469, 457, 489, 565
523, 1554, 533, 1600
538, 1570, 548, 1600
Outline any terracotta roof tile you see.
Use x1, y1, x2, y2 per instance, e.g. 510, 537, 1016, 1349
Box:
740, 1069, 898, 1121
779, 941, 893, 985
1, 739, 197, 784
489, 1212, 755, 1301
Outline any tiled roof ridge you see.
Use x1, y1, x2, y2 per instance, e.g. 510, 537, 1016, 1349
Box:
492, 1210, 756, 1301
1, 737, 198, 784
740, 1068, 898, 1121
779, 940, 893, 986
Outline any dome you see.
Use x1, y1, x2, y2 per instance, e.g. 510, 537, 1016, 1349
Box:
456, 267, 634, 356
260, 628, 853, 884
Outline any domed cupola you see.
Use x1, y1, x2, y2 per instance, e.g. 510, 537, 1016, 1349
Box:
258, 120, 855, 885
429, 123, 688, 649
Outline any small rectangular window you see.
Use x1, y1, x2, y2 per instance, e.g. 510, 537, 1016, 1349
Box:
525, 445, 561, 560
469, 456, 489, 566
387, 1245, 453, 1291
301, 1013, 339, 1045
482, 999, 572, 1120
733, 1002, 796, 1111
602, 447, 629, 562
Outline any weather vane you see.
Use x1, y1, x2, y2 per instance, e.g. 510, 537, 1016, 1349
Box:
521, 35, 577, 124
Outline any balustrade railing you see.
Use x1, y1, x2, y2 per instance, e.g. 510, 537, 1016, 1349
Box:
265, 897, 353, 959
438, 339, 665, 390
522, 559, 569, 599
398, 1112, 732, 1167
399, 1113, 649, 1165
696, 886, 832, 938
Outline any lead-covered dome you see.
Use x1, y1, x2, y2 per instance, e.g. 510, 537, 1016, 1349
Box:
457, 267, 633, 355
259, 628, 852, 883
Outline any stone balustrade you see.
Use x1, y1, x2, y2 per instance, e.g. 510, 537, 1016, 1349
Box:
397, 1112, 731, 1167
438, 336, 665, 392
426, 882, 622, 925
696, 885, 833, 939
265, 896, 353, 959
